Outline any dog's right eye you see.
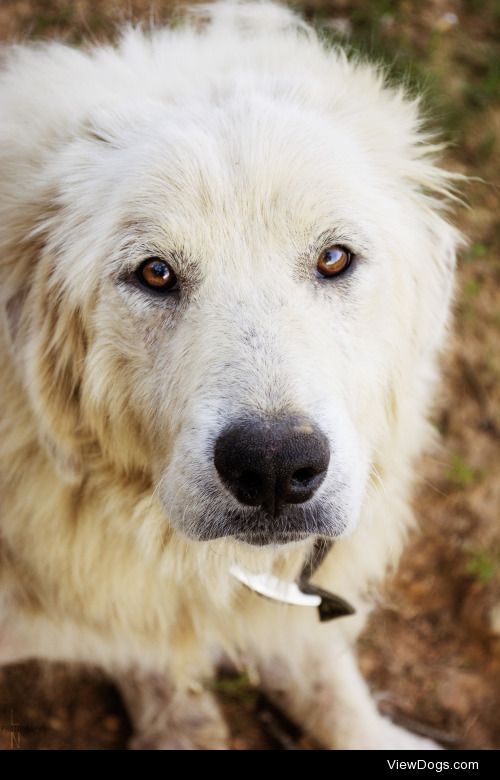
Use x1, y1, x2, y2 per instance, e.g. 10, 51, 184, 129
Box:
136, 258, 178, 293
316, 245, 353, 279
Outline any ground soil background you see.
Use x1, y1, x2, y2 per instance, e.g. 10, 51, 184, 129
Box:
0, 0, 499, 751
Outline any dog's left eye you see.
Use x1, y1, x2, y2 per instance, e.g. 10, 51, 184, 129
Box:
136, 258, 178, 292
316, 245, 353, 278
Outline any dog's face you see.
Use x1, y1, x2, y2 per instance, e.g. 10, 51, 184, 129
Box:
20, 87, 458, 547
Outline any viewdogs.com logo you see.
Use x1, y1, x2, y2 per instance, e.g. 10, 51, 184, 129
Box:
387, 760, 479, 772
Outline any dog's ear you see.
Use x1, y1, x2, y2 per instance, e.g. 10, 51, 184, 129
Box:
430, 214, 461, 292
4, 290, 28, 354
21, 255, 89, 483
394, 126, 465, 349
416, 195, 465, 351
3, 239, 89, 483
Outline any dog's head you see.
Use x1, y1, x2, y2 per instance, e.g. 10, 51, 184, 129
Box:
2, 5, 462, 547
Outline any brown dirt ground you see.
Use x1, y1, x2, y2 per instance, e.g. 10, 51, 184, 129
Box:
0, 0, 499, 751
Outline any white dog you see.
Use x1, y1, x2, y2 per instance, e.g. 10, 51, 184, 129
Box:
0, 1, 461, 749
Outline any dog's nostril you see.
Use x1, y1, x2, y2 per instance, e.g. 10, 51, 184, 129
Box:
290, 466, 319, 488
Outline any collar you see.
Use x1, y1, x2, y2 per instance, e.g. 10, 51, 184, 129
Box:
297, 539, 355, 621
230, 538, 355, 622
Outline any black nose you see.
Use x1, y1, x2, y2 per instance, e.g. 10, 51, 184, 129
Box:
214, 416, 330, 516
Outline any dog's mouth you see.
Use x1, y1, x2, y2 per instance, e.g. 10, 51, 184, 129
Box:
234, 530, 311, 547
197, 525, 311, 547
195, 504, 345, 547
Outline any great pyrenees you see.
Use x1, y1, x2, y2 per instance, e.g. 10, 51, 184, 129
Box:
0, 1, 461, 749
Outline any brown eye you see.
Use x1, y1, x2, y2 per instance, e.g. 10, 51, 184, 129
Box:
316, 245, 353, 278
136, 258, 178, 292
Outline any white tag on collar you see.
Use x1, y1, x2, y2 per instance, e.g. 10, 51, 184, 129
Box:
229, 564, 321, 607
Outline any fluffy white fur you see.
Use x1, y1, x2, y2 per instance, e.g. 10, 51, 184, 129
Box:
0, 1, 461, 749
